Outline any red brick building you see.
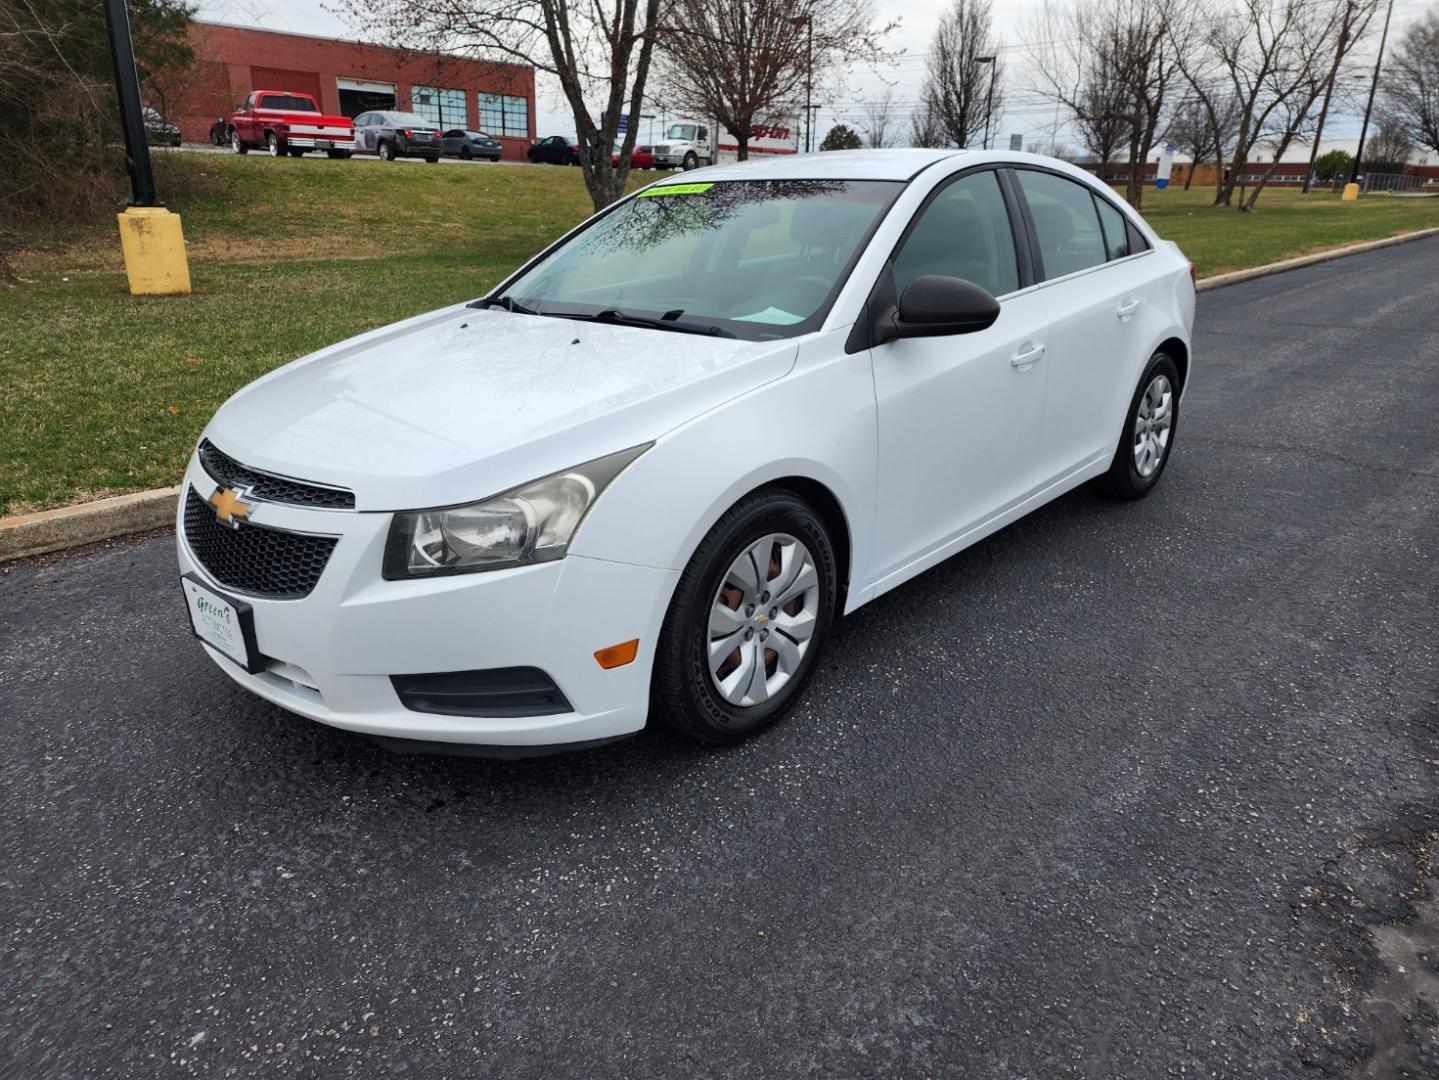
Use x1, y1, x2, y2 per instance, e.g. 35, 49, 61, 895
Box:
172, 22, 536, 160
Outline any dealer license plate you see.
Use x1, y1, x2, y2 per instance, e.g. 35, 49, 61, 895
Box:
182, 573, 262, 672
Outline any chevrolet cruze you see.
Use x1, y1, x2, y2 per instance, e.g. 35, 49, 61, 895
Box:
179, 149, 1194, 753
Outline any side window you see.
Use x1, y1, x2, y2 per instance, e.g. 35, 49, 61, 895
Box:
1093, 196, 1131, 260
1016, 170, 1107, 279
1126, 218, 1151, 254
891, 170, 1019, 299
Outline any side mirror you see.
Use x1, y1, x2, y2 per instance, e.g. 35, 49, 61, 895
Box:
891, 275, 1000, 338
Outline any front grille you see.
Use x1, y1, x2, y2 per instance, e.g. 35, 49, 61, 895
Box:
183, 488, 337, 599
198, 440, 355, 510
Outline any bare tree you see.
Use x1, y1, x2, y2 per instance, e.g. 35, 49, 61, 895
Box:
1179, 0, 1375, 210
656, 0, 893, 160
920, 0, 1005, 150
337, 0, 663, 210
860, 84, 899, 147
1165, 91, 1239, 188
1384, 7, 1439, 155
909, 89, 948, 147
1031, 0, 1185, 209
1302, 0, 1380, 191
1364, 110, 1415, 171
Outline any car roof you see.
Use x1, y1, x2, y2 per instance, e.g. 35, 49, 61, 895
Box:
660, 148, 1094, 183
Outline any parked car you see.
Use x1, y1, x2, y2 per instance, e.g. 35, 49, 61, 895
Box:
352, 111, 443, 162
442, 129, 503, 161
527, 135, 580, 165
611, 145, 657, 170
207, 116, 228, 146
227, 91, 355, 158
178, 149, 1194, 755
143, 107, 181, 147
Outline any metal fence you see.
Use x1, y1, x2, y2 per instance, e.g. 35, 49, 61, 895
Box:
1328, 172, 1438, 194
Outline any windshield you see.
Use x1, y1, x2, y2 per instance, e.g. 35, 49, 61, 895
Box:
500, 179, 900, 341
667, 124, 698, 141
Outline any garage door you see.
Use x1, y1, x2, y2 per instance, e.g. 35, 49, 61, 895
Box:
250, 67, 324, 104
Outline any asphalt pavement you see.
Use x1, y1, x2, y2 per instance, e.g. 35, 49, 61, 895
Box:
3, 237, 1438, 1078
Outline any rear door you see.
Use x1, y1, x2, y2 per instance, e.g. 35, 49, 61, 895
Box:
1011, 168, 1148, 480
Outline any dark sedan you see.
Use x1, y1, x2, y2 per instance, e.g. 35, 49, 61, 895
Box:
443, 129, 503, 161
352, 110, 442, 162
143, 107, 181, 147
527, 135, 580, 165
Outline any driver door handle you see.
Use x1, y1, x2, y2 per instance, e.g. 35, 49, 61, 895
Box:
1010, 343, 1046, 368
1115, 298, 1142, 319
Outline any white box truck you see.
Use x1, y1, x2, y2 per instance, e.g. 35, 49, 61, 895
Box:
651, 120, 799, 170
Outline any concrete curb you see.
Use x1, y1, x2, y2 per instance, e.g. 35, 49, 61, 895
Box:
0, 487, 180, 563
5, 225, 1439, 564
1196, 225, 1439, 292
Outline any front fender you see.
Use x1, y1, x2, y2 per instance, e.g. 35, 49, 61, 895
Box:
569, 327, 878, 613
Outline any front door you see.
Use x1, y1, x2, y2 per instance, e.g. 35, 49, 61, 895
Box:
871, 168, 1052, 588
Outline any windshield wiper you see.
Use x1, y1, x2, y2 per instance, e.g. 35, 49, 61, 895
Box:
469, 295, 540, 315
558, 308, 735, 338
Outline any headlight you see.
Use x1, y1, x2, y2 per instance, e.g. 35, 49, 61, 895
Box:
382, 443, 650, 579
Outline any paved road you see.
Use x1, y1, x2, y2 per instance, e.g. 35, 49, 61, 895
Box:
4, 238, 1439, 1078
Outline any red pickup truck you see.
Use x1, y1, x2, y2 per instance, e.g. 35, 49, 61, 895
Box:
227, 91, 356, 159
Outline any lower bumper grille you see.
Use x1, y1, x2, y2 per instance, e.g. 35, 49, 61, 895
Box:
183, 487, 337, 599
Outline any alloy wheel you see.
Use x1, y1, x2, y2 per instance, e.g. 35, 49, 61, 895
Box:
1133, 373, 1173, 478
707, 533, 819, 707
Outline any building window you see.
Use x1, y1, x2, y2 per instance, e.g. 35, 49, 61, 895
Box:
479, 93, 528, 138
411, 86, 467, 129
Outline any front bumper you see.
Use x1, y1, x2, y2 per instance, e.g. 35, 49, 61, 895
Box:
176, 457, 677, 748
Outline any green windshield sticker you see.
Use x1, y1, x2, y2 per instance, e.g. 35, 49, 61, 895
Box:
638, 182, 715, 198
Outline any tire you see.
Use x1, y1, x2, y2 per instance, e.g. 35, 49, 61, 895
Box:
651, 488, 838, 745
326, 150, 352, 159
230, 130, 247, 155
267, 132, 282, 157
379, 141, 396, 161
460, 145, 472, 160
425, 154, 440, 164
287, 147, 305, 157
682, 151, 699, 171
1097, 352, 1181, 499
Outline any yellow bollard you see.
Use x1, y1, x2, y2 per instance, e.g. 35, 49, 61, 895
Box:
1340, 182, 1360, 202
116, 206, 191, 296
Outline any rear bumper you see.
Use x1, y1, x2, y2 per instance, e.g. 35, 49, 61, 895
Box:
288, 137, 357, 151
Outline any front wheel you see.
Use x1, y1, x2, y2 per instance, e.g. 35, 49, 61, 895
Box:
682, 151, 699, 171
651, 489, 837, 745
1097, 352, 1180, 499
230, 130, 247, 155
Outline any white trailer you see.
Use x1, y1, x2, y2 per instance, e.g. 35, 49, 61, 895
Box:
651, 120, 799, 170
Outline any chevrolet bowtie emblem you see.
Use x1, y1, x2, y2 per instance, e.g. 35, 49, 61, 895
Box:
208, 486, 254, 527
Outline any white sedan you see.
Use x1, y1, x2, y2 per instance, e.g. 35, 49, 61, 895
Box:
177, 149, 1194, 754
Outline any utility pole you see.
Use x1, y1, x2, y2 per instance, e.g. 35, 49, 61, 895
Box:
1349, 0, 1396, 189
104, 0, 157, 207
976, 56, 996, 150
1305, 0, 1360, 194
104, 0, 190, 295
790, 13, 814, 151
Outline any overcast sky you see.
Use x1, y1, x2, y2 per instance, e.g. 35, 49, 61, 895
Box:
195, 0, 1427, 150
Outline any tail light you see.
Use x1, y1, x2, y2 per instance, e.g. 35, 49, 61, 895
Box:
402, 128, 412, 137
1188, 261, 1196, 287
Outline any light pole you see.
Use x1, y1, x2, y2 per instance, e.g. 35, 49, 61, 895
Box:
1349, 0, 1396, 188
104, 0, 190, 295
975, 56, 996, 150
789, 13, 813, 152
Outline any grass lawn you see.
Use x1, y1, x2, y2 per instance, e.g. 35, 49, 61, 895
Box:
1, 156, 1435, 516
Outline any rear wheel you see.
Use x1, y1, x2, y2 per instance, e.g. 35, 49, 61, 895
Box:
229, 130, 247, 155
1098, 352, 1180, 499
379, 140, 396, 161
287, 147, 305, 157
651, 489, 837, 745
326, 149, 351, 159
267, 132, 282, 157
460, 145, 473, 160
425, 154, 440, 164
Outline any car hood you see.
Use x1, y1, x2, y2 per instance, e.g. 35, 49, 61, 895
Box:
204, 305, 798, 511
